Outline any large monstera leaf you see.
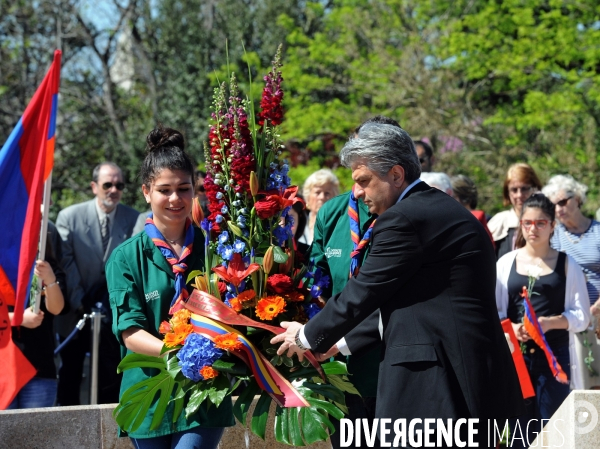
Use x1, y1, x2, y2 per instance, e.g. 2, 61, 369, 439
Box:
113, 353, 185, 433
234, 361, 353, 446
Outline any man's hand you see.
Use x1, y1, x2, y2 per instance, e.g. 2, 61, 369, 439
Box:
270, 321, 306, 360
314, 344, 340, 361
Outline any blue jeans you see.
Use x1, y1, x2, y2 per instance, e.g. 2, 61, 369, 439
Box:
509, 344, 571, 449
130, 427, 225, 449
7, 377, 57, 409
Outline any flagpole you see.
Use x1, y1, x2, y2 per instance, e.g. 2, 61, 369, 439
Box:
33, 172, 52, 314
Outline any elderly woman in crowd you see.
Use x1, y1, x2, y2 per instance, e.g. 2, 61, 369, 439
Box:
420, 172, 453, 196
488, 163, 543, 259
543, 174, 600, 389
299, 168, 339, 245
451, 174, 495, 248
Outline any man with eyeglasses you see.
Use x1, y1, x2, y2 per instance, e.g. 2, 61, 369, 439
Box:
55, 162, 139, 405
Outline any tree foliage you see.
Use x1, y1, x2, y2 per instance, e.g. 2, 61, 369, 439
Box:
1, 0, 599, 216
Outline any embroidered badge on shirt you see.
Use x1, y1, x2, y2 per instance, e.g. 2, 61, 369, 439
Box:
325, 247, 342, 258
145, 290, 160, 302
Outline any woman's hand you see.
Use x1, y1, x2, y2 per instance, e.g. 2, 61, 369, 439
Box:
21, 308, 44, 329
34, 260, 56, 286
591, 298, 600, 319
512, 321, 530, 342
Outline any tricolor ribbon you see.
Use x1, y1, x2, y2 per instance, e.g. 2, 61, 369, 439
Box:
185, 289, 325, 407
521, 286, 569, 385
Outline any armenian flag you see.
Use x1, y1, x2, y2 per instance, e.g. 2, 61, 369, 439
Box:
0, 50, 61, 409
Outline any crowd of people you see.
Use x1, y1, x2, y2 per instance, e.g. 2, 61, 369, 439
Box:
7, 116, 600, 449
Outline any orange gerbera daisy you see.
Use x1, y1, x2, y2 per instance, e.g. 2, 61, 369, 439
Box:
237, 289, 256, 302
229, 297, 243, 312
199, 365, 219, 380
213, 332, 244, 351
163, 322, 193, 348
255, 296, 286, 321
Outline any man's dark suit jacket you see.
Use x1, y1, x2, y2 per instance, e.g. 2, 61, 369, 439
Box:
305, 182, 523, 421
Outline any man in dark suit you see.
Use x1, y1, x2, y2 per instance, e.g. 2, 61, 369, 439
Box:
55, 162, 139, 405
272, 123, 523, 445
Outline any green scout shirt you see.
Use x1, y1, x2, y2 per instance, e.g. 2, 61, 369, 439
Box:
107, 230, 234, 438
309, 192, 381, 397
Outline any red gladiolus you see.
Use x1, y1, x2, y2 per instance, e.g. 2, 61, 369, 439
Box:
258, 48, 284, 128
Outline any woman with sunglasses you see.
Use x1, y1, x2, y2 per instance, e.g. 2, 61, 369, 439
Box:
496, 194, 590, 447
543, 175, 600, 389
107, 126, 233, 448
488, 163, 543, 259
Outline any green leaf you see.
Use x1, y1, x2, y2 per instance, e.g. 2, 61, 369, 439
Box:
274, 406, 289, 445
186, 270, 203, 284
322, 361, 349, 376
328, 374, 361, 396
306, 396, 345, 421
250, 391, 272, 440
303, 381, 346, 404
281, 355, 294, 368
207, 375, 230, 407
299, 405, 334, 444
212, 358, 250, 376
233, 379, 261, 424
272, 245, 288, 263
285, 365, 319, 380
116, 353, 166, 373
113, 354, 182, 433
286, 406, 304, 446
185, 384, 209, 419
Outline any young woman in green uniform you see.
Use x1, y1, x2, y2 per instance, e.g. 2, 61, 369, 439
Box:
107, 126, 234, 448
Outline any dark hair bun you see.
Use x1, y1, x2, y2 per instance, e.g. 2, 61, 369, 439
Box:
146, 125, 185, 152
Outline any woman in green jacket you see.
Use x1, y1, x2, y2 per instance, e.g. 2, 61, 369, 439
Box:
107, 126, 233, 448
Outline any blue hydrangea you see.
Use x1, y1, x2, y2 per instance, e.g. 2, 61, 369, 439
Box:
177, 334, 223, 382
304, 303, 321, 320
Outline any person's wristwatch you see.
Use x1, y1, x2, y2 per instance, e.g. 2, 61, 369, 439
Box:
294, 328, 308, 350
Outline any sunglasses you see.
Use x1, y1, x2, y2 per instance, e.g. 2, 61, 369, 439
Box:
520, 219, 549, 230
101, 182, 125, 191
553, 196, 573, 207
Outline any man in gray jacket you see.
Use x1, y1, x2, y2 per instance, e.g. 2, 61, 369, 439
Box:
55, 162, 138, 405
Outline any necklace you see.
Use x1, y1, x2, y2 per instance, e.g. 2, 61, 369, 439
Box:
564, 220, 591, 245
